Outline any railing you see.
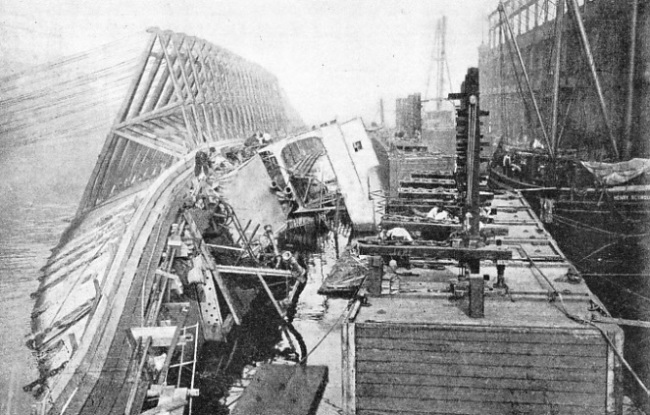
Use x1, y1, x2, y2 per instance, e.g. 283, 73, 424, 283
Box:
169, 324, 200, 414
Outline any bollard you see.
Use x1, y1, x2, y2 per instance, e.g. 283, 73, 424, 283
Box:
469, 274, 484, 318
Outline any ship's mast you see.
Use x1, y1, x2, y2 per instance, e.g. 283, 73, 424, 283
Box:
550, 0, 564, 155
567, 0, 619, 159
498, 2, 553, 157
623, 0, 639, 160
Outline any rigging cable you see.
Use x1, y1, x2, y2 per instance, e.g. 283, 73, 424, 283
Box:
501, 8, 536, 137
517, 244, 650, 398
553, 213, 650, 239
585, 274, 650, 305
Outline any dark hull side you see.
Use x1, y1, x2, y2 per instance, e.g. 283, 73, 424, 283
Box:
479, 0, 650, 158
491, 166, 650, 411
489, 167, 650, 273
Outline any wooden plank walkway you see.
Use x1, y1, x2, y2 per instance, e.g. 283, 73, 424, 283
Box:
231, 364, 328, 415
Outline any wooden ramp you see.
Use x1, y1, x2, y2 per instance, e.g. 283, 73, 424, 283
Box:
231, 364, 328, 415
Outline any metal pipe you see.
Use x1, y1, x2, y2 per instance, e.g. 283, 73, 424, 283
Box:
189, 324, 199, 415
498, 3, 553, 156
264, 224, 280, 258
235, 219, 252, 245
567, 0, 619, 159
256, 272, 285, 318
284, 186, 295, 201
270, 181, 282, 191
551, 0, 565, 154
623, 0, 639, 160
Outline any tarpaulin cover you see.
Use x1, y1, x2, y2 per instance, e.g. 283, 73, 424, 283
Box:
581, 158, 650, 186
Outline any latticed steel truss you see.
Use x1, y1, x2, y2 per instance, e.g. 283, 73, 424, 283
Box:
81, 28, 303, 211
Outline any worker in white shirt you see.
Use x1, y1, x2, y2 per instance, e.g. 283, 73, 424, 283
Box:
426, 206, 451, 221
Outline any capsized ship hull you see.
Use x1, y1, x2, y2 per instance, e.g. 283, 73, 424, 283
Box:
26, 28, 304, 415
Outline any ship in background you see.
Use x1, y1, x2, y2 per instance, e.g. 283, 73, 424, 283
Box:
480, 2, 650, 408
480, 0, 650, 275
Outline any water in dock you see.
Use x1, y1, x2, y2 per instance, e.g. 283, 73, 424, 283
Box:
292, 243, 349, 415
0, 137, 103, 415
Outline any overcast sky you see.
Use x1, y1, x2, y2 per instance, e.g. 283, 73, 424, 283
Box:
0, 0, 499, 125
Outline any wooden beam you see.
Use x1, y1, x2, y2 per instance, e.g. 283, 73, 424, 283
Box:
124, 336, 152, 415
157, 324, 183, 386
158, 34, 188, 101
200, 104, 216, 141
194, 42, 216, 103
593, 316, 650, 329
140, 399, 185, 415
143, 48, 175, 113
206, 243, 245, 253
185, 41, 207, 103
158, 33, 197, 147
183, 210, 242, 325
113, 130, 184, 158
119, 34, 158, 124
200, 44, 223, 104
125, 124, 185, 151
381, 219, 461, 234
78, 33, 158, 212
230, 364, 329, 415
215, 265, 292, 278
169, 35, 206, 143
148, 116, 186, 136
357, 241, 512, 261
341, 322, 356, 415
130, 326, 185, 347
114, 104, 181, 130
256, 272, 285, 318
129, 54, 164, 119
399, 178, 456, 188
155, 67, 176, 110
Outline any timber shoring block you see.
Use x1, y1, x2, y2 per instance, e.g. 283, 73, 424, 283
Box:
381, 219, 461, 233
231, 364, 328, 415
357, 242, 512, 262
